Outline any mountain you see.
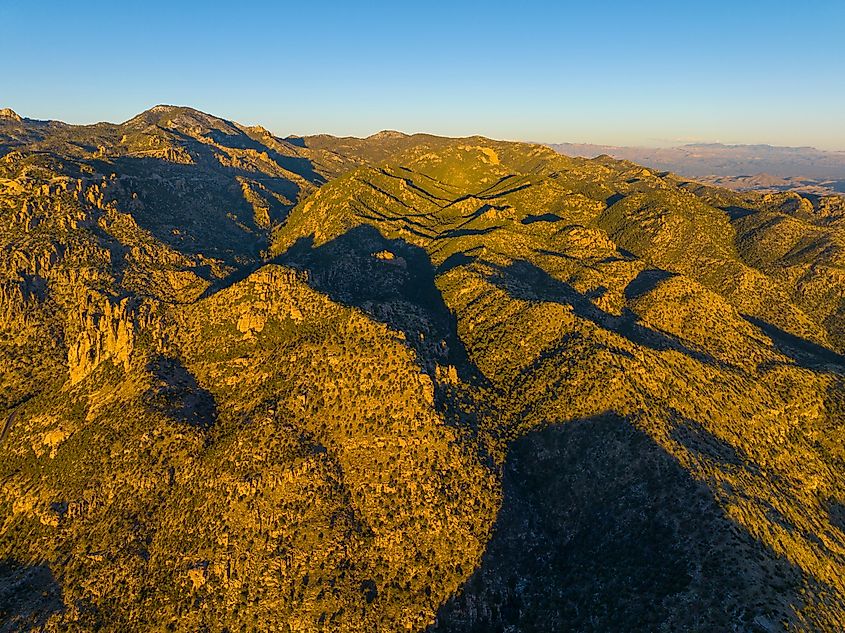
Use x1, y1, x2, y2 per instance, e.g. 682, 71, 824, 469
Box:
1, 107, 845, 631
550, 142, 845, 196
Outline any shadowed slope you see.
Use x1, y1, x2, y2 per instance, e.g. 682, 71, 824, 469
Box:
430, 415, 817, 632
0, 560, 64, 632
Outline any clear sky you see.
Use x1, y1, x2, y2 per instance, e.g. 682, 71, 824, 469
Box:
2, 0, 844, 149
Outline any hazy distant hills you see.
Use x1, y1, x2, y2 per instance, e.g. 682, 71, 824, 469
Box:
551, 142, 845, 195
2, 106, 845, 631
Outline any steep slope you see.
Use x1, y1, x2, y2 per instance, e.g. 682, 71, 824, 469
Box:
270, 139, 845, 630
2, 109, 845, 631
1, 265, 496, 631
0, 105, 361, 410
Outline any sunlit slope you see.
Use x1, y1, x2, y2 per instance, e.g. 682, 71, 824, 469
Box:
0, 262, 497, 631
2, 110, 845, 631
271, 138, 845, 630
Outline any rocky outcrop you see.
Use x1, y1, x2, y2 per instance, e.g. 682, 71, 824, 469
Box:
225, 266, 306, 336
0, 108, 22, 122
65, 295, 164, 384
66, 296, 135, 383
0, 277, 45, 331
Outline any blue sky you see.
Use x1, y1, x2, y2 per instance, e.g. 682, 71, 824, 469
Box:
2, 1, 844, 149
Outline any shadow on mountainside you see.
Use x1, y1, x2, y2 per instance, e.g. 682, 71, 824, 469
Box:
142, 356, 218, 430
429, 414, 824, 633
520, 212, 564, 225
0, 560, 64, 632
721, 205, 759, 221
487, 260, 719, 367
204, 127, 327, 185
743, 315, 845, 372
277, 225, 485, 386
668, 415, 747, 468
623, 268, 678, 300
196, 260, 265, 300
104, 154, 291, 259
84, 126, 325, 264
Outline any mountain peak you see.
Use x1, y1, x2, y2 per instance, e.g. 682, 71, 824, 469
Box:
123, 104, 237, 136
145, 104, 205, 116
367, 130, 408, 141
148, 104, 181, 113
0, 107, 22, 122
127, 104, 211, 122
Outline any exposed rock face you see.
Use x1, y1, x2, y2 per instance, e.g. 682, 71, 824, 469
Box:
1, 107, 845, 632
224, 266, 306, 336
66, 296, 136, 384
0, 108, 22, 122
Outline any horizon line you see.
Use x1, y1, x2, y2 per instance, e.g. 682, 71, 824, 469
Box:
4, 103, 845, 154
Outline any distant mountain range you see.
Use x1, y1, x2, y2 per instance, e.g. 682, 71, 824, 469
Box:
549, 142, 845, 195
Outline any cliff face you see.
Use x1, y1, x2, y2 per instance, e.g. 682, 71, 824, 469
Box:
2, 108, 845, 632
66, 297, 134, 384
65, 295, 168, 385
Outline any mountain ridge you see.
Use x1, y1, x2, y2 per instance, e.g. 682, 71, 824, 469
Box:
1, 106, 845, 631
